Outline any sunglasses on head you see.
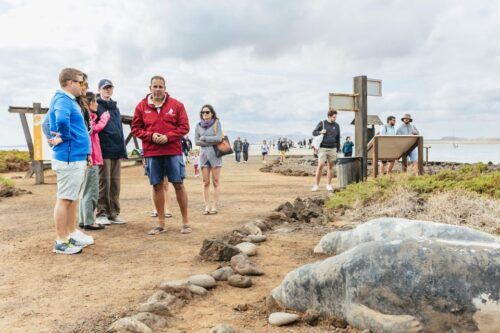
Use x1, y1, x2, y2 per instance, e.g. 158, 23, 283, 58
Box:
201, 111, 211, 115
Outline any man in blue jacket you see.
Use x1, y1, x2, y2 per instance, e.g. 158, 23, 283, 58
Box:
46, 68, 92, 254
95, 79, 128, 225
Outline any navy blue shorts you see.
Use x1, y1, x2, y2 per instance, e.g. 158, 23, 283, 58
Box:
145, 155, 185, 185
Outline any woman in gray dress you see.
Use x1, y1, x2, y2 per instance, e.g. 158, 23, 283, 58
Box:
195, 104, 223, 215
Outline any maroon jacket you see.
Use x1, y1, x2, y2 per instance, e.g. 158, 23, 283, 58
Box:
132, 93, 190, 157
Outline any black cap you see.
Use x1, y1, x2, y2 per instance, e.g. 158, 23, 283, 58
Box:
98, 79, 113, 90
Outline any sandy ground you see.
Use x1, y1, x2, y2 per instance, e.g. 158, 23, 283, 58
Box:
0, 155, 333, 333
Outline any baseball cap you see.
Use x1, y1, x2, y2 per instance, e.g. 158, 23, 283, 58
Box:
98, 79, 114, 90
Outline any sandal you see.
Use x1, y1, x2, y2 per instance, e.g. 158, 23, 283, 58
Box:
148, 226, 166, 235
202, 207, 210, 215
150, 211, 158, 217
181, 224, 192, 234
165, 212, 173, 218
209, 208, 218, 215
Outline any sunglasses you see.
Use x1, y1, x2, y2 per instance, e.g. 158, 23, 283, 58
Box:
71, 79, 86, 87
201, 111, 212, 115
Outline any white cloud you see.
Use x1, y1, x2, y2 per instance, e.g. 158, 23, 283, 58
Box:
1, 0, 499, 148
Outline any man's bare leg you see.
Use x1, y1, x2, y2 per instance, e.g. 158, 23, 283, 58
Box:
54, 199, 72, 241
315, 164, 324, 186
67, 199, 78, 234
153, 181, 166, 228
172, 183, 189, 225
326, 161, 334, 185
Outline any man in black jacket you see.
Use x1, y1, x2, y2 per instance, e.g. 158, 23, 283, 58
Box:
242, 139, 250, 163
95, 79, 128, 225
312, 110, 340, 192
233, 137, 243, 163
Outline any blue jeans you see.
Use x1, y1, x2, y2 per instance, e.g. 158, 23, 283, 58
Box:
408, 148, 418, 163
235, 151, 241, 162
79, 166, 99, 226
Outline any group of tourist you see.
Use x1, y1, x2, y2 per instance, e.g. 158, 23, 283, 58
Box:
44, 68, 226, 254
310, 110, 421, 192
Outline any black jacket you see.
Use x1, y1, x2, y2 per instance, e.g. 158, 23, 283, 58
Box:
312, 120, 340, 150
242, 142, 250, 153
97, 98, 127, 159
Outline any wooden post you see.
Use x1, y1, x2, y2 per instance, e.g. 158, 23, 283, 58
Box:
353, 76, 368, 180
418, 136, 424, 175
19, 112, 35, 178
373, 136, 378, 178
33, 103, 44, 184
402, 154, 408, 172
424, 146, 430, 165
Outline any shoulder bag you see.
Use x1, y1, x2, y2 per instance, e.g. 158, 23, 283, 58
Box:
212, 120, 234, 158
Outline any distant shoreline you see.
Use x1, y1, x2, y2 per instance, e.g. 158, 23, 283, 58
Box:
424, 140, 500, 145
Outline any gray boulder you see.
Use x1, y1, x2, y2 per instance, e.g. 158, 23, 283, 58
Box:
108, 317, 152, 333
209, 324, 236, 333
132, 312, 168, 330
228, 274, 252, 288
188, 274, 217, 289
231, 254, 264, 276
314, 217, 499, 254
199, 238, 241, 261
211, 266, 235, 281
273, 238, 500, 333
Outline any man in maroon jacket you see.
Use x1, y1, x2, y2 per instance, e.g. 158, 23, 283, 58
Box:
132, 76, 191, 235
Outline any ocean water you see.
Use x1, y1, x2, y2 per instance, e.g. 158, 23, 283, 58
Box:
2, 143, 499, 164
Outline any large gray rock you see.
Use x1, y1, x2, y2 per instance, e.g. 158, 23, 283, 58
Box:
268, 312, 300, 326
108, 317, 152, 333
132, 312, 168, 330
314, 217, 499, 254
231, 254, 264, 276
199, 238, 241, 261
209, 323, 236, 333
211, 266, 235, 281
228, 274, 252, 288
235, 242, 258, 256
188, 274, 217, 289
243, 234, 267, 243
273, 238, 500, 333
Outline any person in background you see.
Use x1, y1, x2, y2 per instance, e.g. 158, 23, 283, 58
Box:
233, 137, 242, 163
79, 92, 110, 230
45, 68, 92, 254
182, 135, 192, 164
342, 136, 354, 157
311, 110, 340, 192
397, 114, 420, 168
195, 104, 223, 215
242, 139, 250, 163
191, 150, 200, 177
279, 138, 288, 162
132, 75, 191, 235
95, 79, 128, 226
261, 139, 270, 163
380, 115, 397, 174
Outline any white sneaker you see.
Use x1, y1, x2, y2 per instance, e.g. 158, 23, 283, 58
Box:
96, 216, 111, 225
311, 185, 319, 192
326, 184, 334, 192
70, 229, 94, 247
109, 216, 127, 224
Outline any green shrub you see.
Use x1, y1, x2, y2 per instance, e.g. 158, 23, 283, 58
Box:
0, 150, 30, 173
327, 164, 499, 209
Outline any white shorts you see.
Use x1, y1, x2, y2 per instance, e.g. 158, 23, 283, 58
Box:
318, 148, 337, 165
52, 159, 86, 201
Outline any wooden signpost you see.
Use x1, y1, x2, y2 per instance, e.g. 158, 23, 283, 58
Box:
329, 75, 382, 180
8, 104, 142, 184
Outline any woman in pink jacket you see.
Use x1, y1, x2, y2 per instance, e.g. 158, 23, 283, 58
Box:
79, 92, 110, 230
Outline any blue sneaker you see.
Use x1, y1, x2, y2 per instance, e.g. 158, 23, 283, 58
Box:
68, 237, 89, 248
53, 240, 83, 255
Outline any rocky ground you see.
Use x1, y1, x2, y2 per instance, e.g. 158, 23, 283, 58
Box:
260, 155, 500, 178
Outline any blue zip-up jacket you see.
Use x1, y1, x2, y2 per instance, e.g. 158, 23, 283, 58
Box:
43, 90, 91, 162
97, 97, 127, 159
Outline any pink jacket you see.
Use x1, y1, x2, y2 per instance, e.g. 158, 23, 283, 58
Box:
90, 111, 110, 165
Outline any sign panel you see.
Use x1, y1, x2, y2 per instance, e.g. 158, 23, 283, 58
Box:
329, 93, 357, 111
367, 79, 382, 96
33, 114, 43, 160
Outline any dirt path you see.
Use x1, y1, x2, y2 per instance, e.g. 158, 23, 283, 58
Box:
0, 156, 329, 333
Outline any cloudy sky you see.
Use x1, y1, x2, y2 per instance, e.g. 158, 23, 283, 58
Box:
1, 0, 499, 147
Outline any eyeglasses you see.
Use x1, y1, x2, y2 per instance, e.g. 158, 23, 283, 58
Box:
71, 80, 86, 87
201, 111, 211, 115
